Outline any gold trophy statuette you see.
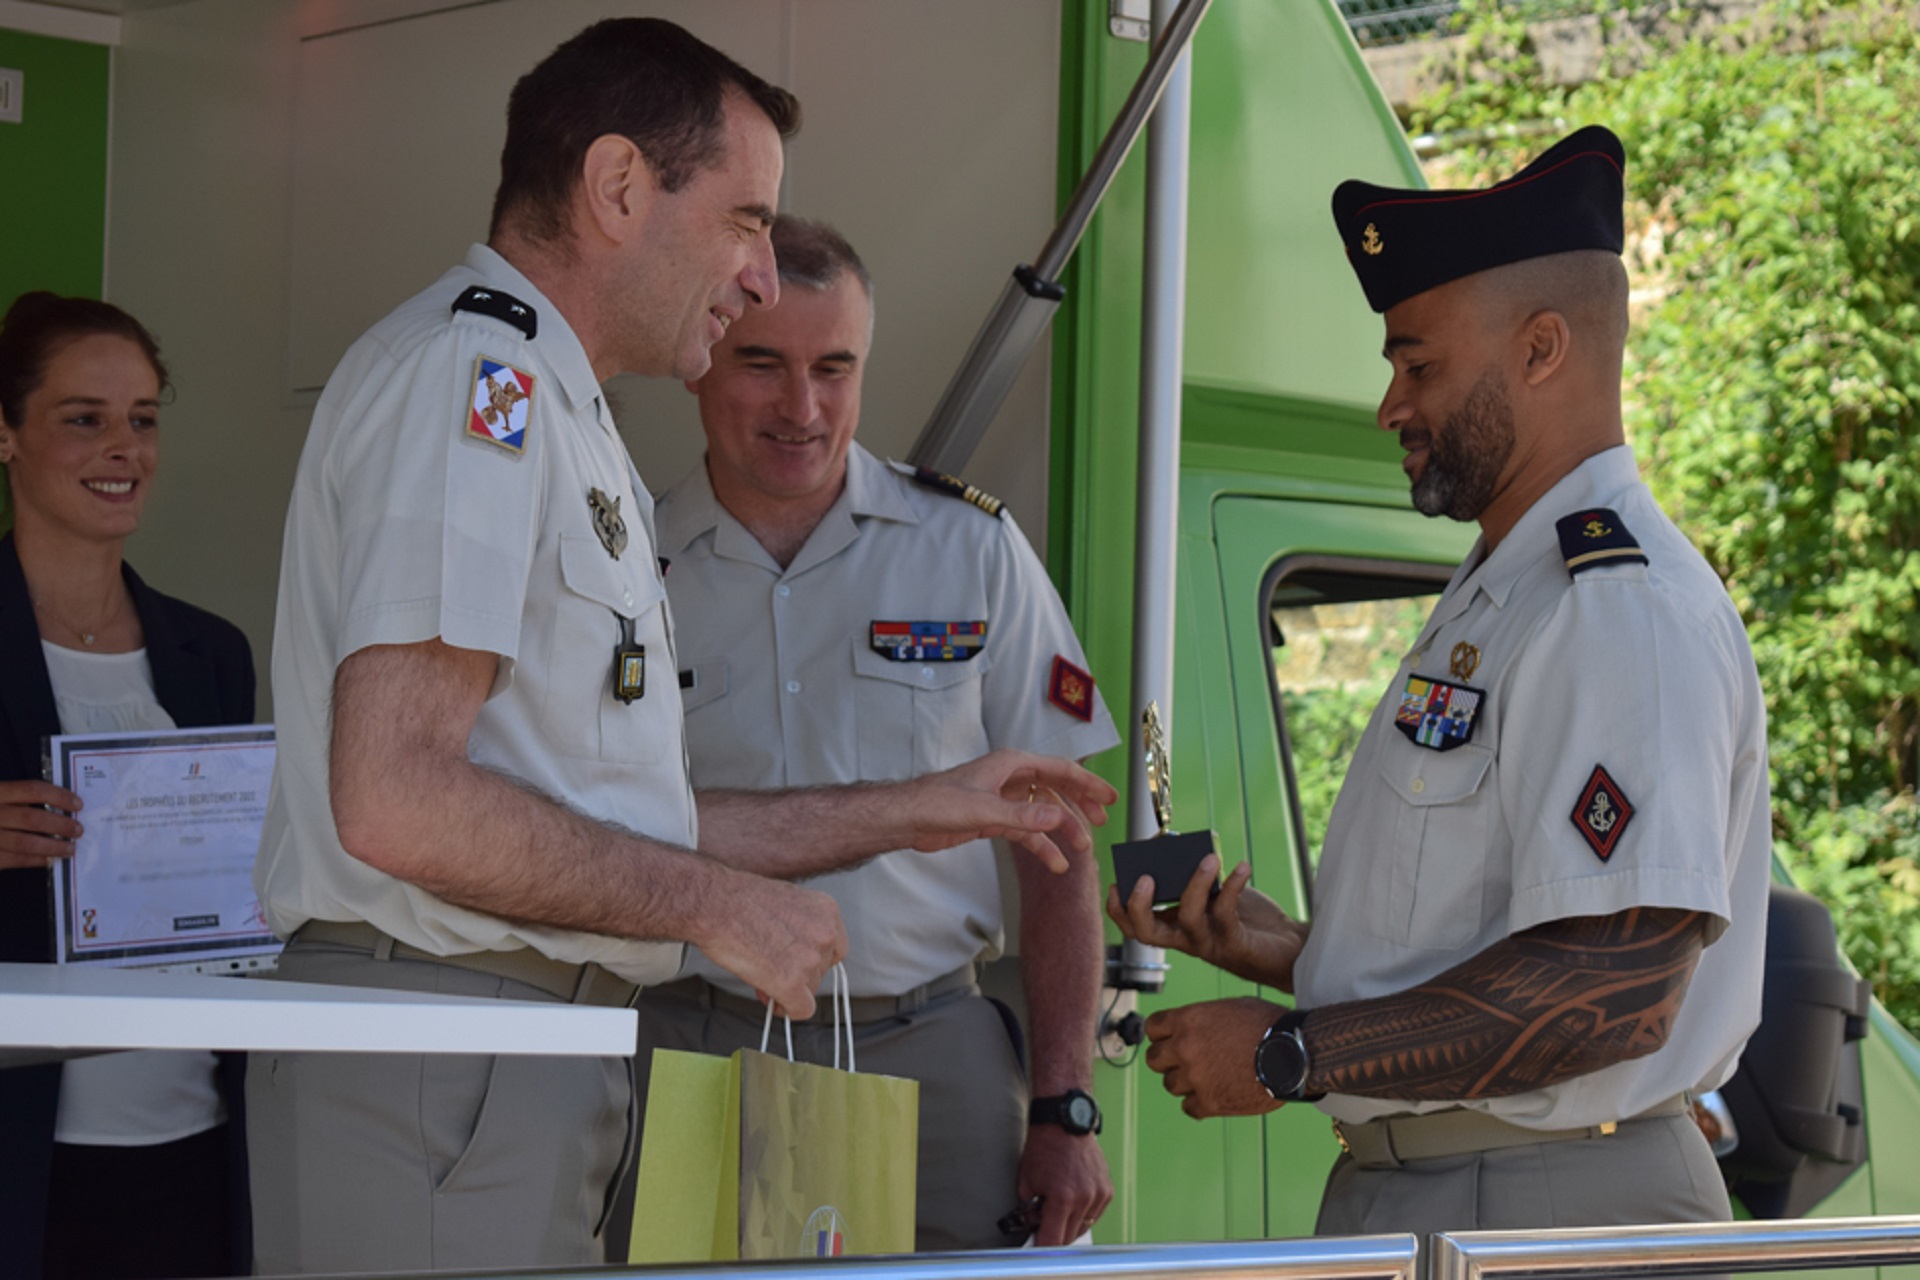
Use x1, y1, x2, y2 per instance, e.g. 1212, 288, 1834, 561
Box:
1110, 701, 1219, 905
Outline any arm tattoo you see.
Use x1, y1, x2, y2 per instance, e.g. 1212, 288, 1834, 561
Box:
1304, 908, 1707, 1101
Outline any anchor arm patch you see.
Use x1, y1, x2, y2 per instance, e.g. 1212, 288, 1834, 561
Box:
1571, 764, 1634, 861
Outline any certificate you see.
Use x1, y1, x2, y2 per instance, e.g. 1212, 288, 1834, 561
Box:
47, 726, 280, 969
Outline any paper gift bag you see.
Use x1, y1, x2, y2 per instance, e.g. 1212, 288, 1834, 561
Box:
628, 1048, 743, 1263
629, 969, 918, 1263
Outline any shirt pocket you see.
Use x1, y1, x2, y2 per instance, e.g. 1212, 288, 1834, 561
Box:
1371, 743, 1496, 951
541, 533, 670, 765
850, 640, 995, 781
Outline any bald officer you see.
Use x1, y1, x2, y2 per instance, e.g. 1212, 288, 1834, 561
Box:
1111, 126, 1769, 1235
634, 216, 1119, 1251
251, 23, 1112, 1274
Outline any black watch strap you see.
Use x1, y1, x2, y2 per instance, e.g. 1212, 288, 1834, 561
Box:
1029, 1088, 1103, 1135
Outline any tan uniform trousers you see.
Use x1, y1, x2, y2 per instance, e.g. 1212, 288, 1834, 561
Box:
611, 974, 1027, 1259
245, 939, 633, 1275
1315, 1110, 1731, 1237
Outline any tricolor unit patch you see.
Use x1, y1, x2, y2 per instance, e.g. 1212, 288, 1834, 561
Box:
1571, 764, 1634, 861
467, 355, 534, 453
870, 620, 986, 662
1048, 655, 1096, 722
1394, 674, 1483, 751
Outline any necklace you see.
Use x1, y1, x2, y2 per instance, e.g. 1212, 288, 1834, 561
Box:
32, 591, 124, 648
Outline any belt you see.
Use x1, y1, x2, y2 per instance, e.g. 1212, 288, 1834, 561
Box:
656, 966, 977, 1025
1331, 1093, 1692, 1169
291, 920, 639, 1009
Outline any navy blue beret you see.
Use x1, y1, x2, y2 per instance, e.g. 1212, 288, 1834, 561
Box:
1331, 125, 1626, 314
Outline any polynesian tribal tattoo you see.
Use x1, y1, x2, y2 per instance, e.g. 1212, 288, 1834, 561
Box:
1305, 907, 1706, 1101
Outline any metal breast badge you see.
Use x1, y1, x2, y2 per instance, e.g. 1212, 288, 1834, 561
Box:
588, 487, 627, 560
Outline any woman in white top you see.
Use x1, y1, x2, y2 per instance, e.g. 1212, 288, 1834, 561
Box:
0, 292, 255, 1279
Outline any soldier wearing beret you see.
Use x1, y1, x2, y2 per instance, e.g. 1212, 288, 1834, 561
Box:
1111, 126, 1771, 1234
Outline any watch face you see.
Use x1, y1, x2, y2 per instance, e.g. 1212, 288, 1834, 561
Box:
1257, 1028, 1308, 1100
1067, 1096, 1097, 1131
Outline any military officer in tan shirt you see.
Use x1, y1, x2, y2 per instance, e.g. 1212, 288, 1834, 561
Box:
631, 216, 1120, 1252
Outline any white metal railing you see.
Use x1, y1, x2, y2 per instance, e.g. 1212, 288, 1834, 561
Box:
414, 1238, 1418, 1280
1431, 1216, 1920, 1280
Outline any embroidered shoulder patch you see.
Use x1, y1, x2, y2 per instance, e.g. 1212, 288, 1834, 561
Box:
1571, 764, 1634, 861
466, 356, 535, 454
908, 466, 1005, 518
451, 285, 537, 340
1048, 655, 1095, 722
1556, 508, 1648, 576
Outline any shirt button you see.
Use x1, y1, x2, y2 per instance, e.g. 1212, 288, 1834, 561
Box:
777, 585, 791, 598
1411, 778, 1426, 795
622, 589, 634, 608
786, 680, 801, 694
920, 667, 934, 681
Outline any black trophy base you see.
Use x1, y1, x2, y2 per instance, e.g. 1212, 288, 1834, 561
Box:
1111, 830, 1219, 906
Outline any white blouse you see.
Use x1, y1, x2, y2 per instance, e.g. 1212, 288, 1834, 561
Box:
44, 641, 226, 1147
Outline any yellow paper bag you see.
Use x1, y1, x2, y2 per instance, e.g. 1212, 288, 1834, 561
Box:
628, 1045, 917, 1262
628, 1048, 741, 1263
737, 1048, 918, 1259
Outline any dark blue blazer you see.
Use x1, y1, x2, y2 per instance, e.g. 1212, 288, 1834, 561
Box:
0, 532, 256, 1275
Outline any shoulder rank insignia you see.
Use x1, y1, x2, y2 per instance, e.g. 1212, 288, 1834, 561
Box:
466, 356, 535, 453
451, 285, 537, 340
1571, 764, 1634, 861
1556, 508, 1648, 576
909, 466, 1005, 518
1395, 673, 1483, 751
1048, 655, 1096, 722
871, 621, 986, 662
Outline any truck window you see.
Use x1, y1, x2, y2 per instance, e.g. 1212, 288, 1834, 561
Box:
1262, 559, 1451, 891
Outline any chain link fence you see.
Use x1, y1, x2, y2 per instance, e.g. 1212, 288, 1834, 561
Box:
1337, 0, 1626, 47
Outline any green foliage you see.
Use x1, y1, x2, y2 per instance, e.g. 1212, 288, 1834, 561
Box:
1275, 596, 1436, 862
1408, 0, 1920, 1024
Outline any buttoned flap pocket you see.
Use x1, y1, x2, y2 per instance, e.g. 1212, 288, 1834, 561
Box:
541, 533, 670, 764
1372, 743, 1496, 951
677, 660, 729, 715
558, 532, 663, 618
851, 640, 995, 779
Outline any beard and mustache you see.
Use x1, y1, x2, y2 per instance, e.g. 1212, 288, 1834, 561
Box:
1401, 367, 1516, 522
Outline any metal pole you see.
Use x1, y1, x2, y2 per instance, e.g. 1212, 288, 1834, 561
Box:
907, 0, 1213, 475
1118, 0, 1194, 990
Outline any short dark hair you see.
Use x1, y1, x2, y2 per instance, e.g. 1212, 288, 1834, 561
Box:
489, 18, 801, 247
0, 292, 170, 428
770, 215, 872, 296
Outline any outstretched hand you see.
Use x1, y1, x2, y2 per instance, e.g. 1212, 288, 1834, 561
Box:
1107, 855, 1306, 990
0, 780, 83, 871
907, 750, 1116, 873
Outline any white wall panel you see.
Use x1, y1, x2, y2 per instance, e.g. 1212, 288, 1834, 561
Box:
109, 0, 1063, 710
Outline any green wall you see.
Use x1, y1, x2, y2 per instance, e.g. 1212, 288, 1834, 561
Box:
0, 26, 109, 531
0, 28, 109, 306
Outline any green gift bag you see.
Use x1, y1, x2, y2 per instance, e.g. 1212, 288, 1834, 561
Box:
630, 969, 919, 1263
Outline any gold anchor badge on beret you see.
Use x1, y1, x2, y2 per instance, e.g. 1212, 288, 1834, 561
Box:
1361, 223, 1384, 256
588, 487, 628, 560
1449, 642, 1481, 681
